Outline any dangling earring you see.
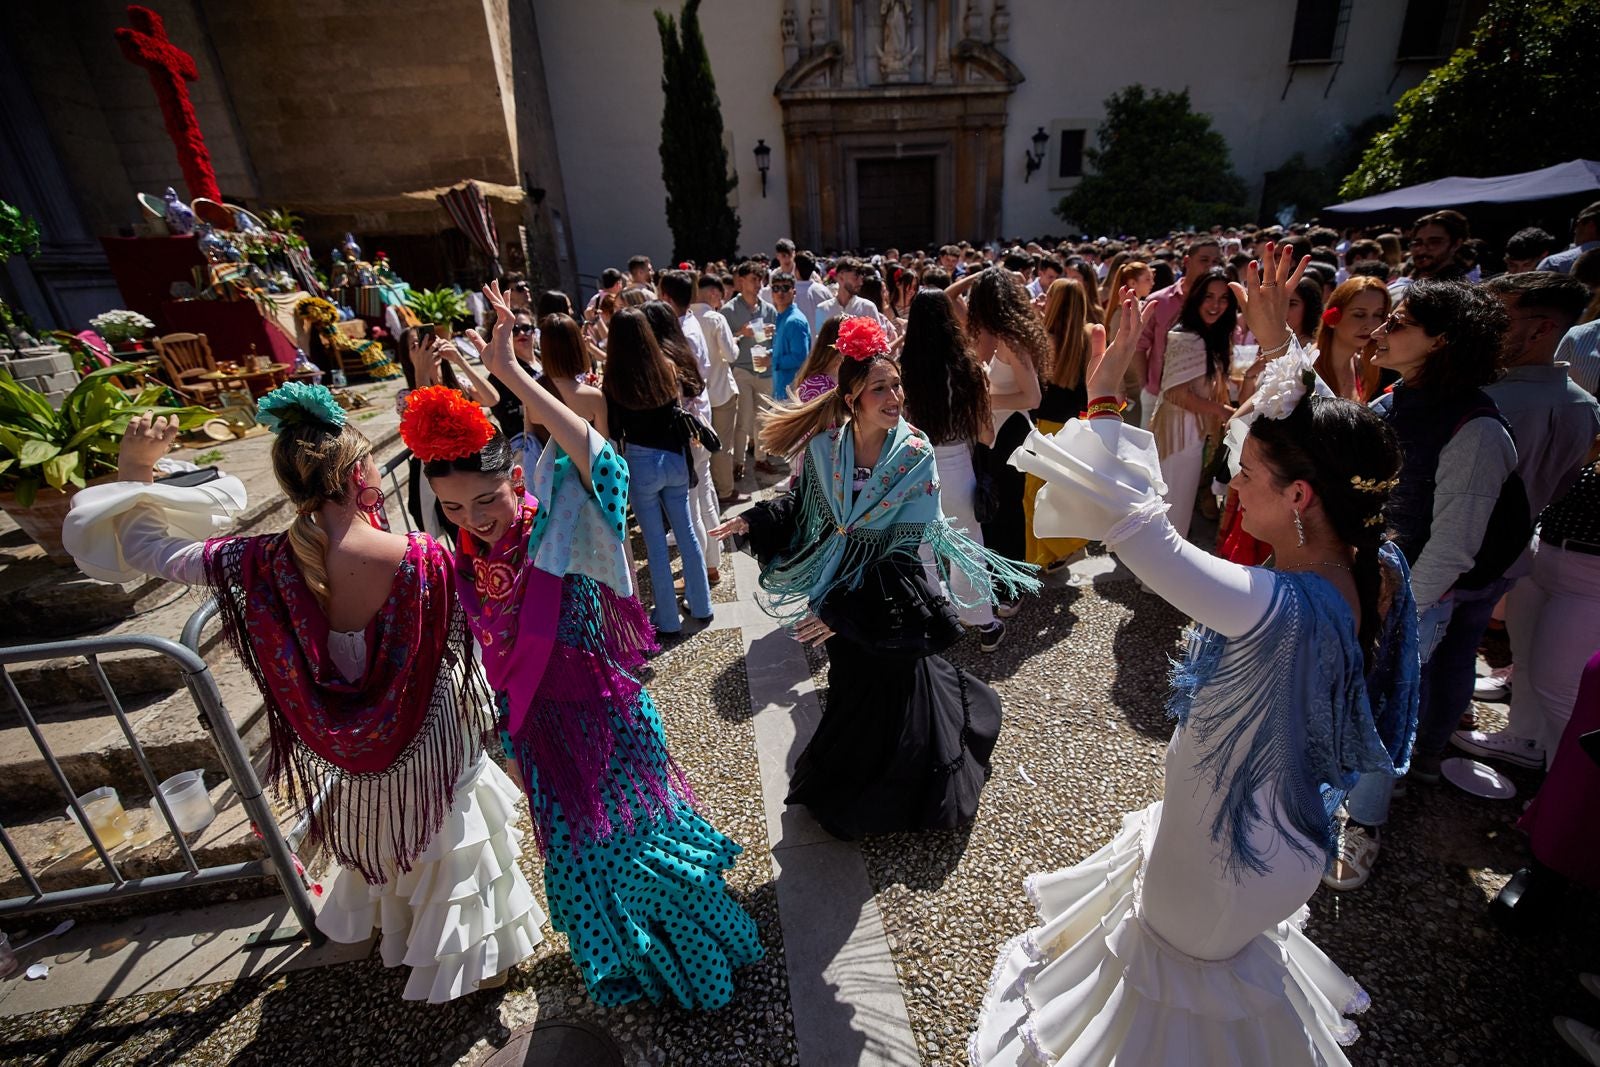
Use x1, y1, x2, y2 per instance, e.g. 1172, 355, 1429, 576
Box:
1293, 507, 1306, 547
352, 467, 390, 531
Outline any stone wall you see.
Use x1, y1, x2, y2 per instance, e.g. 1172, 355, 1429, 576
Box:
2, 345, 80, 409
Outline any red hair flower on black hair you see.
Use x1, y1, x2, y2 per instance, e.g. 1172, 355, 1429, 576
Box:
399, 385, 496, 462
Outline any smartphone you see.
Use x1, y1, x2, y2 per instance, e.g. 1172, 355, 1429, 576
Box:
155, 466, 221, 488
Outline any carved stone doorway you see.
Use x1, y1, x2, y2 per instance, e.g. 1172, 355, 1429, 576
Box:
856, 156, 937, 251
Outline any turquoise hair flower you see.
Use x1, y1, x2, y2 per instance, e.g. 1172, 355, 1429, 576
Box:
257, 381, 347, 434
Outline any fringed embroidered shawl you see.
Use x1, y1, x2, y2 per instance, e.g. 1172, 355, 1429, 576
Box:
756, 417, 1040, 623
204, 532, 490, 884
458, 429, 688, 857
1167, 541, 1421, 878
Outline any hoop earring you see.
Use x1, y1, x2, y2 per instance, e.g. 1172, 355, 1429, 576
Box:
1293, 507, 1306, 547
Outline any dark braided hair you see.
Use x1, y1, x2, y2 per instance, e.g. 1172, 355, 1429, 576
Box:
1248, 395, 1403, 667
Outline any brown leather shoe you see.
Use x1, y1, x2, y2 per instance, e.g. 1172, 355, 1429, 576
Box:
707, 567, 721, 586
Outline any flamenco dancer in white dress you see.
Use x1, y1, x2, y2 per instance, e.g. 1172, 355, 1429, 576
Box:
63, 387, 544, 1003
972, 249, 1421, 1066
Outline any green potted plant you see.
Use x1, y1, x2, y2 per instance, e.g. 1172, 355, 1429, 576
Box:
0, 363, 209, 563
1, 198, 42, 353
404, 288, 470, 337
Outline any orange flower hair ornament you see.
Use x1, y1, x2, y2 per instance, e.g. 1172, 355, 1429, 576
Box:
836, 316, 890, 361
399, 385, 496, 462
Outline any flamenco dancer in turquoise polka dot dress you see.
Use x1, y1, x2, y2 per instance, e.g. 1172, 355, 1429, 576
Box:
399, 283, 762, 1009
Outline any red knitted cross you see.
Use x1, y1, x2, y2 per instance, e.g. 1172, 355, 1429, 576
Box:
114, 5, 221, 203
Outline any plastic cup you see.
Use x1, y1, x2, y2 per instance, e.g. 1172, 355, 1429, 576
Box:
150, 770, 215, 834
67, 787, 131, 847
751, 345, 771, 373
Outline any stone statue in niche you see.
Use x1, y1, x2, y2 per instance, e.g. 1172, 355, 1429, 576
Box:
877, 0, 916, 82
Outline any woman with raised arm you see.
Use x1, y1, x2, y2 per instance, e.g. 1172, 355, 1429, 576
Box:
62, 388, 543, 1003
1150, 267, 1239, 543
402, 282, 761, 1010
711, 317, 1037, 839
970, 256, 1420, 1066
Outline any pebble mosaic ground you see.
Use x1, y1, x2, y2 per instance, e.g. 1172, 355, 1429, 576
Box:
1, 553, 1594, 1065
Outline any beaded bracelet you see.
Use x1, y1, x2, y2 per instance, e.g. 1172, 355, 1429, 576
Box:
1256, 336, 1293, 361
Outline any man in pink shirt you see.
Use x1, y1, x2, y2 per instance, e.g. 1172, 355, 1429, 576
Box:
1136, 237, 1222, 427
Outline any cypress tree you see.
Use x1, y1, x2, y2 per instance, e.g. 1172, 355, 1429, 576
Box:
655, 0, 739, 263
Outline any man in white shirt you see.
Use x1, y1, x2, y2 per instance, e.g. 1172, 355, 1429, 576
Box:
1537, 201, 1600, 274
659, 270, 726, 574
680, 273, 746, 504
1028, 256, 1063, 299
760, 238, 798, 303
792, 251, 832, 327
812, 256, 885, 330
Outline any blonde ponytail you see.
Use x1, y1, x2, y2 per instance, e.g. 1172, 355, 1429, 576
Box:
759, 388, 850, 461
286, 512, 334, 610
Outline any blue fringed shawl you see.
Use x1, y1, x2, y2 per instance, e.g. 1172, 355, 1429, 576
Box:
757, 418, 1040, 623
1167, 541, 1421, 878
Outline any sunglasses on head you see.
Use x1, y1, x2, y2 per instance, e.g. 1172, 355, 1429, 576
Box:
511, 323, 535, 336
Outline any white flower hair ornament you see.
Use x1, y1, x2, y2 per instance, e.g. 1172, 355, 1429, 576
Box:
1222, 338, 1334, 477
1251, 348, 1318, 422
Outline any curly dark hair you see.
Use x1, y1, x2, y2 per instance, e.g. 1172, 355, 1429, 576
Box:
965, 268, 1050, 378
1400, 280, 1509, 392
1177, 268, 1238, 380
1248, 395, 1403, 667
901, 289, 992, 446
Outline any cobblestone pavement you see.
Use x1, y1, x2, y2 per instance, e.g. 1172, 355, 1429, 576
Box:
3, 548, 1595, 1065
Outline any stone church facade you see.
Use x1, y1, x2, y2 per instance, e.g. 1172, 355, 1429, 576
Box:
1, 0, 1472, 325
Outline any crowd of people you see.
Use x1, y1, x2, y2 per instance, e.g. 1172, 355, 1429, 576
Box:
55, 196, 1600, 1064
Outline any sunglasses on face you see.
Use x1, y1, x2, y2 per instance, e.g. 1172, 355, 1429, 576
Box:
511, 323, 536, 336
1379, 312, 1419, 333
771, 284, 794, 293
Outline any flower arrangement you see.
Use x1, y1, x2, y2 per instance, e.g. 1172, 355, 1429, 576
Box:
398, 385, 496, 461
404, 288, 469, 329
88, 309, 156, 345
836, 316, 889, 361
257, 381, 347, 434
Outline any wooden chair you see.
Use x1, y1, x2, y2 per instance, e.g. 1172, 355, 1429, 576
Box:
153, 332, 223, 407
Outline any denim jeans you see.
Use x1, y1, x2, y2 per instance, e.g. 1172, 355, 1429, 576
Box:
626, 442, 712, 631
1344, 579, 1511, 827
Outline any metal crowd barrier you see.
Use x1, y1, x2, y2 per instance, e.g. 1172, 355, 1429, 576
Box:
380, 445, 416, 533
0, 621, 324, 947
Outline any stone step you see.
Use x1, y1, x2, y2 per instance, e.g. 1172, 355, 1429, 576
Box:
0, 658, 267, 815
0, 771, 315, 914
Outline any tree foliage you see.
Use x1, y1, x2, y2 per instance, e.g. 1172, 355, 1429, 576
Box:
1056, 85, 1247, 237
1261, 114, 1392, 223
655, 0, 739, 264
1340, 0, 1600, 199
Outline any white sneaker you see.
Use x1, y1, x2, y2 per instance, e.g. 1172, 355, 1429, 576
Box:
1449, 729, 1545, 769
1554, 1017, 1600, 1066
1322, 823, 1380, 891
1473, 665, 1513, 701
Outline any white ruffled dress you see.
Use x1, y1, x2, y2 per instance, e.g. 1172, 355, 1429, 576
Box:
62, 479, 546, 1003
973, 420, 1374, 1065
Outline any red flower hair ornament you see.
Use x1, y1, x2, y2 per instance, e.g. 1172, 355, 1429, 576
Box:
836, 316, 890, 362
399, 385, 496, 462
1320, 306, 1343, 328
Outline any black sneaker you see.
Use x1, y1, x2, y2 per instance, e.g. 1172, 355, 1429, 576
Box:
978, 620, 1006, 653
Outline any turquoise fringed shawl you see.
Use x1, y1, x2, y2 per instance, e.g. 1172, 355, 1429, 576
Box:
1168, 541, 1421, 878
757, 418, 1040, 623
